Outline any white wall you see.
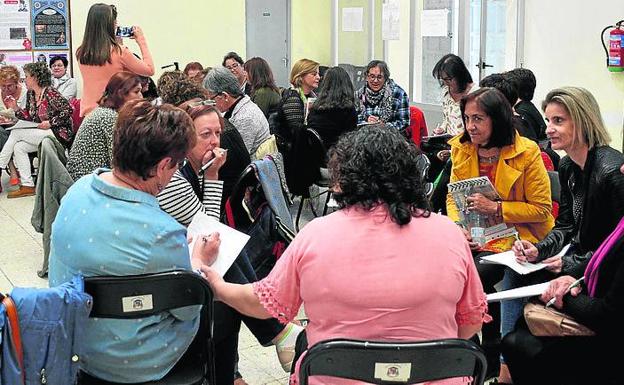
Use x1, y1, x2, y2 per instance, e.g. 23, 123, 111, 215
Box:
523, 0, 624, 151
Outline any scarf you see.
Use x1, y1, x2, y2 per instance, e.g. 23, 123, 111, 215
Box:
585, 216, 624, 297
357, 79, 396, 123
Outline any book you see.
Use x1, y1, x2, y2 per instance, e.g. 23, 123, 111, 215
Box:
486, 282, 550, 302
187, 212, 250, 277
448, 176, 516, 247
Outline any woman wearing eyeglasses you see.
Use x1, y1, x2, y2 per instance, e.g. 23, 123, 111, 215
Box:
223, 52, 251, 95
432, 54, 476, 138
76, 3, 154, 117
0, 65, 27, 191
354, 60, 410, 131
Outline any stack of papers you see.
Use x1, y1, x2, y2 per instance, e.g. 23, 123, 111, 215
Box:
5, 119, 39, 130
187, 212, 250, 277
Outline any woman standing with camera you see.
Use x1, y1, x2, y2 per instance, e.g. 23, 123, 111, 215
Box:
77, 3, 154, 117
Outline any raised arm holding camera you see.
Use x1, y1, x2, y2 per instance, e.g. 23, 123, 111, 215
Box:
76, 3, 154, 117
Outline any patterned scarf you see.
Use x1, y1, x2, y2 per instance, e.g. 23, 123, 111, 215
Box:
357, 79, 396, 123
585, 216, 624, 297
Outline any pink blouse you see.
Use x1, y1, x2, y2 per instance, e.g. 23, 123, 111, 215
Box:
78, 39, 154, 117
253, 206, 489, 385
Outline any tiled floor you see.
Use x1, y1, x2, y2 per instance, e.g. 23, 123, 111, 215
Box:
0, 173, 289, 384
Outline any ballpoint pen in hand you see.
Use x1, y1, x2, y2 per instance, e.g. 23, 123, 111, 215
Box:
515, 232, 527, 258
545, 276, 585, 307
199, 149, 227, 174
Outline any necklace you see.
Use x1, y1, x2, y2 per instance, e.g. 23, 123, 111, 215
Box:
111, 169, 141, 190
478, 148, 500, 163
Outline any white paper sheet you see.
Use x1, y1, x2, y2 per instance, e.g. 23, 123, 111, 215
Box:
342, 7, 363, 32
487, 282, 550, 302
480, 251, 547, 275
382, 1, 400, 40
187, 212, 250, 277
421, 9, 449, 37
4, 119, 39, 130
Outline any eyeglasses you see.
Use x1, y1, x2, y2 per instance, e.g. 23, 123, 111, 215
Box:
440, 76, 453, 82
367, 74, 385, 81
225, 63, 240, 71
0, 83, 17, 91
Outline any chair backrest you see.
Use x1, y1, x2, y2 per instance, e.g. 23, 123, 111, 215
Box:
415, 153, 431, 183
83, 270, 215, 385
547, 171, 560, 203
299, 338, 487, 385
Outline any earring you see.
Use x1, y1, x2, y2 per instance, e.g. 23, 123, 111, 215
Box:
156, 182, 163, 193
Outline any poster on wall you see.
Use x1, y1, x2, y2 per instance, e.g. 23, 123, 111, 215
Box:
0, 51, 34, 77
0, 0, 32, 50
382, 0, 400, 40
31, 0, 69, 49
33, 50, 71, 74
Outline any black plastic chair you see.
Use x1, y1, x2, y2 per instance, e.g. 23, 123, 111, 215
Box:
299, 338, 487, 385
547, 170, 560, 203
80, 270, 215, 385
295, 128, 332, 231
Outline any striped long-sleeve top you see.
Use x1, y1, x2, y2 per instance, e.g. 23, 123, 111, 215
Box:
157, 170, 224, 225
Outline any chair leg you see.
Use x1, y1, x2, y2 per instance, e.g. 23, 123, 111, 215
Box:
295, 197, 305, 232
321, 190, 332, 216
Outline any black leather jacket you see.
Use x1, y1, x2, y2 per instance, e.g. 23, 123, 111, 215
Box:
536, 146, 624, 273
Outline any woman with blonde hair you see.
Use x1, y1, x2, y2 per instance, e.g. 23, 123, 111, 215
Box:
275, 59, 320, 191
76, 3, 154, 116
0, 65, 27, 190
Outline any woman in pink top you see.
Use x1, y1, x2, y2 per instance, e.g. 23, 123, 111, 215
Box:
76, 3, 154, 116
203, 125, 490, 384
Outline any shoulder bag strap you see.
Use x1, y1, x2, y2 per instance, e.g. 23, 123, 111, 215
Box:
2, 294, 25, 383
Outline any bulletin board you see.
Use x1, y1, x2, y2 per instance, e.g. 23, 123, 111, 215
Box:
0, 0, 72, 78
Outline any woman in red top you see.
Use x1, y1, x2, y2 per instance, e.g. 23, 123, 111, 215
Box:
1, 62, 73, 198
76, 3, 154, 117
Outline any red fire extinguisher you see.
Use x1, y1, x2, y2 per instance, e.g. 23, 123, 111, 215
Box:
602, 20, 624, 72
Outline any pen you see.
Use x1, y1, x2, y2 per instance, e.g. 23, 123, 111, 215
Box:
515, 232, 526, 257
545, 276, 584, 307
199, 149, 227, 174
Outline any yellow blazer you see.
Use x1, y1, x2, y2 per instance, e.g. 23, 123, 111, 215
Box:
446, 133, 554, 243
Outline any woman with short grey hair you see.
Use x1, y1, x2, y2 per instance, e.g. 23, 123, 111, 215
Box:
203, 67, 269, 158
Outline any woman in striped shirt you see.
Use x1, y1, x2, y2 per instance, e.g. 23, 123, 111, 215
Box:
157, 104, 302, 385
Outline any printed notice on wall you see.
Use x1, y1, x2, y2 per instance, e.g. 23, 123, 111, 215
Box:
421, 9, 449, 37
342, 7, 364, 32
0, 51, 34, 77
32, 0, 69, 49
0, 0, 32, 50
382, 0, 400, 40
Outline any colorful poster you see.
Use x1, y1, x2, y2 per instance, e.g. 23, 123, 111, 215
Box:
33, 50, 72, 75
0, 0, 32, 50
32, 0, 69, 49
0, 51, 34, 78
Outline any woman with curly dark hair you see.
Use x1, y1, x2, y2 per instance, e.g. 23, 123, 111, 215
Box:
307, 66, 357, 153
1, 62, 73, 198
201, 125, 490, 384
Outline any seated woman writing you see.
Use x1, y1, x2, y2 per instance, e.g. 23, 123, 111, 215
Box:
157, 104, 302, 384
446, 87, 554, 381
203, 125, 490, 384
49, 100, 218, 383
503, 215, 624, 385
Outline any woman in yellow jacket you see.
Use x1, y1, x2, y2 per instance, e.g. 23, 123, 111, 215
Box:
446, 87, 554, 383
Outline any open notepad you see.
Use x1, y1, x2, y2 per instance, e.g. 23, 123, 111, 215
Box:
187, 212, 250, 277
480, 244, 571, 275
4, 119, 39, 130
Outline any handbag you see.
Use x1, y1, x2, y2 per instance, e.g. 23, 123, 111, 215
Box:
523, 301, 595, 337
